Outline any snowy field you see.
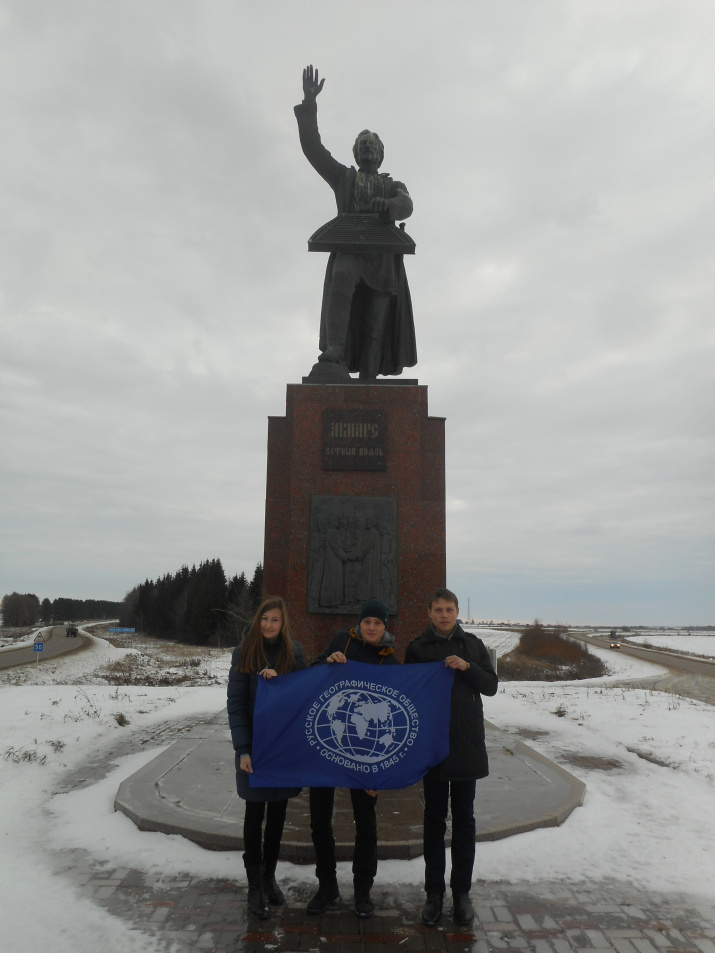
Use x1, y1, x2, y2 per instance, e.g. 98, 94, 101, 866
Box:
0, 624, 44, 648
1, 627, 713, 953
624, 633, 715, 659
462, 626, 520, 657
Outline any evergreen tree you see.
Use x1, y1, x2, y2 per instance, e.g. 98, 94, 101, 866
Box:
225, 572, 251, 640
1, 592, 41, 627
119, 586, 140, 628
247, 562, 264, 612
119, 557, 261, 645
50, 596, 121, 621
170, 565, 192, 637
186, 559, 227, 644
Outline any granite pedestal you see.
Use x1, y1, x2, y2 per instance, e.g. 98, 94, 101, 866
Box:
263, 382, 445, 658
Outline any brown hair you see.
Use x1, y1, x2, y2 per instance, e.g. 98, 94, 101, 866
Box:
237, 596, 297, 675
428, 587, 459, 609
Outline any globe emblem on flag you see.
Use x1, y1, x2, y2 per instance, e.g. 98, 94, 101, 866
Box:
313, 689, 412, 764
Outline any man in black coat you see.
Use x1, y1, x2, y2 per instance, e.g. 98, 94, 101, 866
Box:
405, 588, 498, 927
307, 599, 400, 919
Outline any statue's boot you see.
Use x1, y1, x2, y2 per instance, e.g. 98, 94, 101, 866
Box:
319, 344, 347, 364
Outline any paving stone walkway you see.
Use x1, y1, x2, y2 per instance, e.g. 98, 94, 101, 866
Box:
52, 847, 715, 953
48, 667, 715, 952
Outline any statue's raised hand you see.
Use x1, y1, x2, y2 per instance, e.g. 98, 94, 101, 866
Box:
302, 64, 325, 103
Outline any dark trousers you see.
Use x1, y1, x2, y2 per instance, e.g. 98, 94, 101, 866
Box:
243, 799, 288, 870
422, 773, 477, 895
309, 787, 378, 888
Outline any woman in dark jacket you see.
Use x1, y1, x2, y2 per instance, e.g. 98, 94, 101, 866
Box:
307, 599, 399, 920
227, 596, 305, 919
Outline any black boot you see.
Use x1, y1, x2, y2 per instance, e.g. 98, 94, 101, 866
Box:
245, 865, 269, 919
306, 880, 340, 915
354, 883, 374, 918
262, 865, 285, 906
452, 891, 475, 926
421, 892, 444, 927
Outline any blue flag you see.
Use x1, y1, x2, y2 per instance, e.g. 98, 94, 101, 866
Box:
250, 660, 454, 790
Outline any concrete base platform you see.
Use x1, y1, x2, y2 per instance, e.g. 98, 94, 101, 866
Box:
114, 711, 585, 860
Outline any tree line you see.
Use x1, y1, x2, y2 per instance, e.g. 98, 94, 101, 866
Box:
1, 592, 123, 628
119, 559, 264, 645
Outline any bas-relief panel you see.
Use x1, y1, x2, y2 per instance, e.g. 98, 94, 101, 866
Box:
308, 496, 397, 615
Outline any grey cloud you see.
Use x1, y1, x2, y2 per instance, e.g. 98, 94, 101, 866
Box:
1, 2, 713, 623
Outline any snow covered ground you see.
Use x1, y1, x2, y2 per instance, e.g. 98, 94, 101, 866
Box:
463, 626, 520, 657
484, 651, 714, 899
625, 633, 715, 659
0, 624, 45, 649
1, 628, 713, 953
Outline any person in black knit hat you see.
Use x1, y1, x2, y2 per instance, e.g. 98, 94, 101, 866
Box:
306, 599, 399, 919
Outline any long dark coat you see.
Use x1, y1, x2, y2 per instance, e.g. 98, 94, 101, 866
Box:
294, 100, 417, 376
227, 638, 306, 802
404, 625, 498, 781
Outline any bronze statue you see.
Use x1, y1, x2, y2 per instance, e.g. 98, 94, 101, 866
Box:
295, 65, 417, 381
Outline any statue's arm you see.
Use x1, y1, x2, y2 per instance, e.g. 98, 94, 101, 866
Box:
388, 181, 413, 221
325, 530, 350, 562
295, 65, 343, 188
354, 532, 378, 560
370, 179, 412, 220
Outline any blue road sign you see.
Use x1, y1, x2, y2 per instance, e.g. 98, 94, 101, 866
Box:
108, 627, 136, 633
33, 642, 44, 652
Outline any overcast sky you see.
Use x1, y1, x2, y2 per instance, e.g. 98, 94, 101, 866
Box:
1, 1, 713, 626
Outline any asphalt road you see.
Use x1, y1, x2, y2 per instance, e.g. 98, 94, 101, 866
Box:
575, 630, 715, 678
571, 631, 715, 706
0, 624, 87, 669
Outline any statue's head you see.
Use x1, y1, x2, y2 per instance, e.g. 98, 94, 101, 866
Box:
353, 130, 384, 171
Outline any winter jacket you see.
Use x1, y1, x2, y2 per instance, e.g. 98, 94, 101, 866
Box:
227, 637, 306, 801
404, 624, 498, 781
311, 627, 400, 667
